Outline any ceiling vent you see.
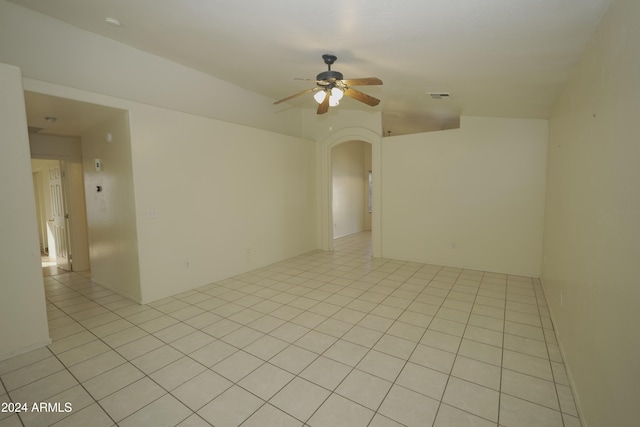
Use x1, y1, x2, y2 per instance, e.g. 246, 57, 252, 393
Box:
28, 126, 44, 134
428, 92, 450, 99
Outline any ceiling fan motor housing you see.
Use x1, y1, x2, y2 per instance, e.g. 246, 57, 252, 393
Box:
316, 70, 344, 84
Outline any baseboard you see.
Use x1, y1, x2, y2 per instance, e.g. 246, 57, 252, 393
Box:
89, 279, 142, 305
0, 338, 52, 363
538, 277, 587, 427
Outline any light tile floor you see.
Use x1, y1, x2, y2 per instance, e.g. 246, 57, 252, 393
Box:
0, 232, 581, 427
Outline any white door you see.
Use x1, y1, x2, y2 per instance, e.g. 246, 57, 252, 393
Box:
49, 163, 72, 270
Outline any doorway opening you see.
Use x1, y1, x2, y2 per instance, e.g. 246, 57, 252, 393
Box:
31, 157, 89, 277
331, 140, 372, 241
25, 90, 125, 279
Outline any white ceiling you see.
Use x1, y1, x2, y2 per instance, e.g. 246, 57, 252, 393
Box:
11, 0, 611, 136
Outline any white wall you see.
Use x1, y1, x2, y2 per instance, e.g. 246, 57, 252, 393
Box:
66, 162, 90, 271
130, 105, 316, 303
30, 133, 82, 162
0, 63, 50, 361
302, 108, 382, 142
332, 141, 371, 238
542, 0, 640, 425
32, 170, 46, 252
382, 116, 548, 276
81, 112, 142, 302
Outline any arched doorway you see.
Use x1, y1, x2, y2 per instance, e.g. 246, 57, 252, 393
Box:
317, 127, 382, 257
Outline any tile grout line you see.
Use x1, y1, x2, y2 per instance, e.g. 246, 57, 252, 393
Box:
429, 267, 483, 426
497, 273, 509, 427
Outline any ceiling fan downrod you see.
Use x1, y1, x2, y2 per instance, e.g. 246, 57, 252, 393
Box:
317, 54, 343, 82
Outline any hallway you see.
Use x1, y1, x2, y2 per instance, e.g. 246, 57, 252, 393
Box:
0, 232, 579, 426
41, 254, 67, 278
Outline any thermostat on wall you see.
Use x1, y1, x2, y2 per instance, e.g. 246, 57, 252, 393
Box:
95, 158, 102, 172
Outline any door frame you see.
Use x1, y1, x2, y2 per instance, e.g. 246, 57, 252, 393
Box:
32, 169, 47, 253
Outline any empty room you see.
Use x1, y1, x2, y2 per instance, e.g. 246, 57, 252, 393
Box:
1, 1, 638, 426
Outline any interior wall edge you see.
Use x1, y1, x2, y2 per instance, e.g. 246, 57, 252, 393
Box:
539, 277, 587, 427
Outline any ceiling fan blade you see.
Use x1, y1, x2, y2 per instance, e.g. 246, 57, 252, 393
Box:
273, 88, 317, 105
343, 88, 381, 107
342, 77, 383, 86
317, 92, 329, 114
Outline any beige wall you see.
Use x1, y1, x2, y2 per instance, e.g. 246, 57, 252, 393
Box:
381, 116, 548, 276
0, 63, 50, 361
542, 0, 640, 425
81, 112, 142, 301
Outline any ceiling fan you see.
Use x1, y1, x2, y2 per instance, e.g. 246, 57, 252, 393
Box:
273, 54, 383, 115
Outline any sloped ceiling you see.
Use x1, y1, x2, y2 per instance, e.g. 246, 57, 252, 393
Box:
9, 0, 611, 135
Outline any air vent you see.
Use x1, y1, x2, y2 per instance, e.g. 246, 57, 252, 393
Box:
428, 92, 450, 99
28, 126, 44, 134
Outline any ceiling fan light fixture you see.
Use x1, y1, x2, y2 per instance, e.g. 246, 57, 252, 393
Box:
314, 90, 327, 104
330, 87, 344, 101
